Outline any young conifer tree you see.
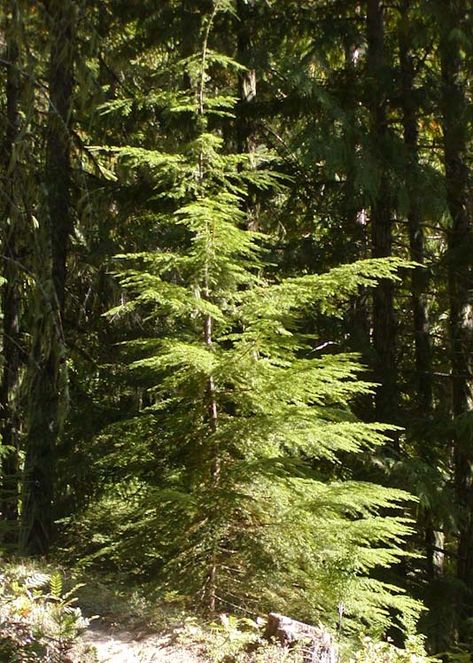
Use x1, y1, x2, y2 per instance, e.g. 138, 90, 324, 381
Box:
102, 0, 420, 637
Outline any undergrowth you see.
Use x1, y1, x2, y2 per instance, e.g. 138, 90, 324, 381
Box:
74, 572, 436, 663
0, 559, 96, 662
0, 560, 441, 663
174, 613, 434, 663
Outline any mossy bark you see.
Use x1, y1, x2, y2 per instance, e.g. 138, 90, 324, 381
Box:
20, 0, 74, 556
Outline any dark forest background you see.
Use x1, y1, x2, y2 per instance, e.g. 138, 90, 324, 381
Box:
2, 0, 473, 656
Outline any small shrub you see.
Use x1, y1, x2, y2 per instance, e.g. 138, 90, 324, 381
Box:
0, 561, 95, 662
176, 614, 305, 663
349, 634, 434, 663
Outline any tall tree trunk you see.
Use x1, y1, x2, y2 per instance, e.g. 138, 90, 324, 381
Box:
180, 0, 203, 98
20, 0, 74, 555
236, 0, 257, 154
399, 0, 443, 591
204, 310, 219, 613
366, 0, 398, 432
45, 0, 74, 314
1, 0, 22, 545
236, 0, 259, 229
198, 7, 221, 611
399, 0, 433, 417
438, 0, 473, 633
343, 15, 371, 366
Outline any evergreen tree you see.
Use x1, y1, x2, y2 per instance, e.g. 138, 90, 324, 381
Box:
98, 0, 421, 635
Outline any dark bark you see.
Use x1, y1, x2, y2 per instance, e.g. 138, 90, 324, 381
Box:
20, 0, 74, 555
235, 0, 259, 230
236, 0, 257, 154
438, 1, 473, 630
45, 0, 74, 314
343, 20, 371, 366
399, 0, 442, 589
180, 0, 202, 90
0, 0, 21, 544
366, 0, 398, 431
399, 0, 433, 417
20, 322, 65, 555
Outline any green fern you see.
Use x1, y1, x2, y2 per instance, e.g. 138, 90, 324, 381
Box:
25, 572, 50, 590
49, 572, 63, 599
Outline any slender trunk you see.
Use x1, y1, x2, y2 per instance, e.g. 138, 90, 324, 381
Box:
439, 1, 473, 632
366, 0, 398, 432
199, 6, 220, 611
236, 0, 259, 229
399, 0, 441, 585
425, 529, 445, 580
180, 0, 202, 102
1, 0, 21, 544
236, 0, 257, 153
399, 0, 433, 416
204, 309, 219, 613
20, 0, 74, 555
343, 22, 371, 367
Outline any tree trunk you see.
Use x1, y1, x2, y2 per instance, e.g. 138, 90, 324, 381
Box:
236, 0, 259, 230
399, 0, 442, 585
180, 0, 203, 95
265, 613, 337, 663
20, 0, 74, 555
343, 16, 371, 370
438, 0, 473, 633
45, 0, 74, 314
399, 0, 433, 417
0, 0, 22, 545
198, 10, 221, 609
236, 0, 257, 154
366, 0, 398, 433
204, 246, 220, 613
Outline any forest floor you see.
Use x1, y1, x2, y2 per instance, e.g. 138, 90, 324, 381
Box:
70, 575, 213, 662
81, 620, 207, 662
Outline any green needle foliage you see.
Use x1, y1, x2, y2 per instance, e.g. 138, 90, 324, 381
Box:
97, 1, 421, 637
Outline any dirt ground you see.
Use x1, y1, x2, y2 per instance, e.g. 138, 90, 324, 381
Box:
81, 622, 208, 663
